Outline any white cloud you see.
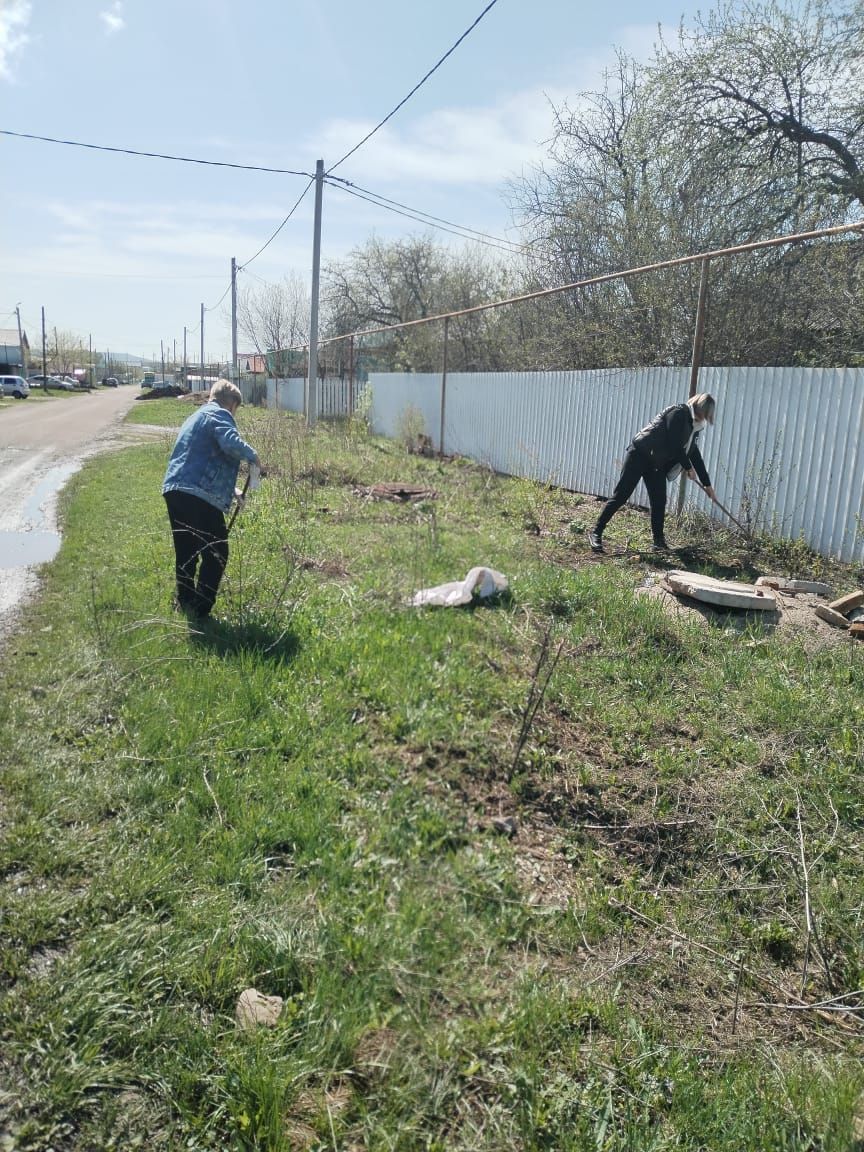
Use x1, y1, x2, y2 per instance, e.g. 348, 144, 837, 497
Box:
317, 88, 564, 188
312, 21, 685, 190
0, 0, 31, 79
100, 1, 125, 35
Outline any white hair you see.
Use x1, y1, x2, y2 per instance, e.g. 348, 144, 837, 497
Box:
209, 379, 242, 409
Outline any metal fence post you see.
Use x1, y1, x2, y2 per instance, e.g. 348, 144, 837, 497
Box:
348, 334, 355, 416
439, 315, 450, 455
677, 257, 711, 517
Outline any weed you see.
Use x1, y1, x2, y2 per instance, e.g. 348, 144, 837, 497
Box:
2, 408, 864, 1148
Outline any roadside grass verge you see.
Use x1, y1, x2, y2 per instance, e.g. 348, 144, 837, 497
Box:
1, 401, 863, 1150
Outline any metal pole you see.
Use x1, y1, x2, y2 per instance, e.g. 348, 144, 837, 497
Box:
41, 306, 47, 392
161, 339, 165, 384
677, 257, 711, 517
200, 303, 205, 393
439, 315, 450, 455
307, 158, 324, 428
183, 325, 187, 387
688, 258, 710, 399
89, 333, 92, 387
15, 305, 24, 375
348, 333, 354, 415
231, 256, 238, 383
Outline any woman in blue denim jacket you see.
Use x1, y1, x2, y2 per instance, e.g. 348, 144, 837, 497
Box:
162, 379, 260, 618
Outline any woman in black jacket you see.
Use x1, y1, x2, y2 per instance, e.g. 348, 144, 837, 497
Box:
589, 393, 716, 553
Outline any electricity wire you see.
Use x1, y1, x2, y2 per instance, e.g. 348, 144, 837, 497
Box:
240, 177, 316, 269
204, 281, 233, 312
324, 178, 521, 255
326, 0, 500, 174
325, 175, 529, 253
0, 130, 313, 177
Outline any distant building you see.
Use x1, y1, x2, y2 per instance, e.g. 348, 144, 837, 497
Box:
238, 352, 267, 374
0, 327, 29, 376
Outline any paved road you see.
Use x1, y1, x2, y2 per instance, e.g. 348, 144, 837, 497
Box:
0, 387, 146, 634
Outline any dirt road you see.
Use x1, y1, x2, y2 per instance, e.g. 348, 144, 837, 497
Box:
0, 387, 147, 633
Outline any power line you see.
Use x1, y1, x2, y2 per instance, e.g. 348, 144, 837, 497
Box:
205, 281, 233, 313
326, 0, 500, 174
39, 270, 226, 281
324, 178, 521, 255
239, 176, 316, 269
0, 129, 314, 177
325, 175, 529, 253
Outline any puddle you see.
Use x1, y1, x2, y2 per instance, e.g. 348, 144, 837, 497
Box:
0, 462, 79, 571
23, 463, 79, 528
0, 529, 62, 567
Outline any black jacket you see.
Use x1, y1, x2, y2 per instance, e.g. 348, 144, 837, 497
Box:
631, 403, 711, 487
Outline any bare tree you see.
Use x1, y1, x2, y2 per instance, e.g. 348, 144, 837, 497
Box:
50, 329, 87, 378
323, 235, 516, 373
236, 272, 310, 376
657, 0, 864, 215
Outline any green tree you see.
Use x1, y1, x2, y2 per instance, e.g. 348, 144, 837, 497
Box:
509, 2, 864, 368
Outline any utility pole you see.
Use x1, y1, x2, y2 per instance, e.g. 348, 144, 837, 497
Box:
89, 333, 93, 387
15, 304, 24, 376
160, 339, 165, 383
306, 159, 324, 427
41, 307, 48, 391
183, 325, 187, 387
200, 303, 205, 394
231, 256, 238, 383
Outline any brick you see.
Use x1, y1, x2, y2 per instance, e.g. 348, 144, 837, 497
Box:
829, 590, 864, 615
815, 604, 850, 629
850, 622, 864, 640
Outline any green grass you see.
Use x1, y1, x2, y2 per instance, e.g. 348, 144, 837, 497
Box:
1, 402, 864, 1150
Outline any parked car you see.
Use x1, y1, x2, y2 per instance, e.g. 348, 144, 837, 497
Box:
1, 375, 30, 399
28, 374, 66, 389
101, 376, 119, 387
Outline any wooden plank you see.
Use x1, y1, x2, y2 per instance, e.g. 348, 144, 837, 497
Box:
829, 590, 864, 615
814, 604, 850, 629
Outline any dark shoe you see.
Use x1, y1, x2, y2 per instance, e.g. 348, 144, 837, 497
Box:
652, 539, 671, 553
588, 531, 605, 553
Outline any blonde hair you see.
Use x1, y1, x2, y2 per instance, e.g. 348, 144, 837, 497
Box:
209, 379, 242, 409
691, 392, 716, 425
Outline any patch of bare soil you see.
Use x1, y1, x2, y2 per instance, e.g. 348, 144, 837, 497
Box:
637, 577, 862, 654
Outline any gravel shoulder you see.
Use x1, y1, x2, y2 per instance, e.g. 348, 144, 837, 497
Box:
0, 389, 151, 647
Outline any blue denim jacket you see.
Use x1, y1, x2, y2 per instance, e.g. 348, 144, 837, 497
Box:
162, 402, 258, 513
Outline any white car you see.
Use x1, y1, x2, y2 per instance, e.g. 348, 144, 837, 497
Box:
1, 375, 30, 398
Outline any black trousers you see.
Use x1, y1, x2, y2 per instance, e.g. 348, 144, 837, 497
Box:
595, 446, 668, 544
164, 490, 228, 617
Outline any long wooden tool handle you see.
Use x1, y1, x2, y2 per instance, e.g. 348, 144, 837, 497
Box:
695, 480, 748, 533
227, 473, 251, 533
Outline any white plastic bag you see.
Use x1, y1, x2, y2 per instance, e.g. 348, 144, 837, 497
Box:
412, 566, 508, 608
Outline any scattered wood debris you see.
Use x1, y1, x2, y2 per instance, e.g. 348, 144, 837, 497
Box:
354, 482, 438, 502
815, 604, 851, 630
815, 588, 864, 635
756, 576, 832, 596
830, 590, 864, 614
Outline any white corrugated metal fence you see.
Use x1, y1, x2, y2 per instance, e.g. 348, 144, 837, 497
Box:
364, 367, 864, 563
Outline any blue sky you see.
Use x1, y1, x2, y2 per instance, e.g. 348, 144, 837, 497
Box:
2, 0, 714, 362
